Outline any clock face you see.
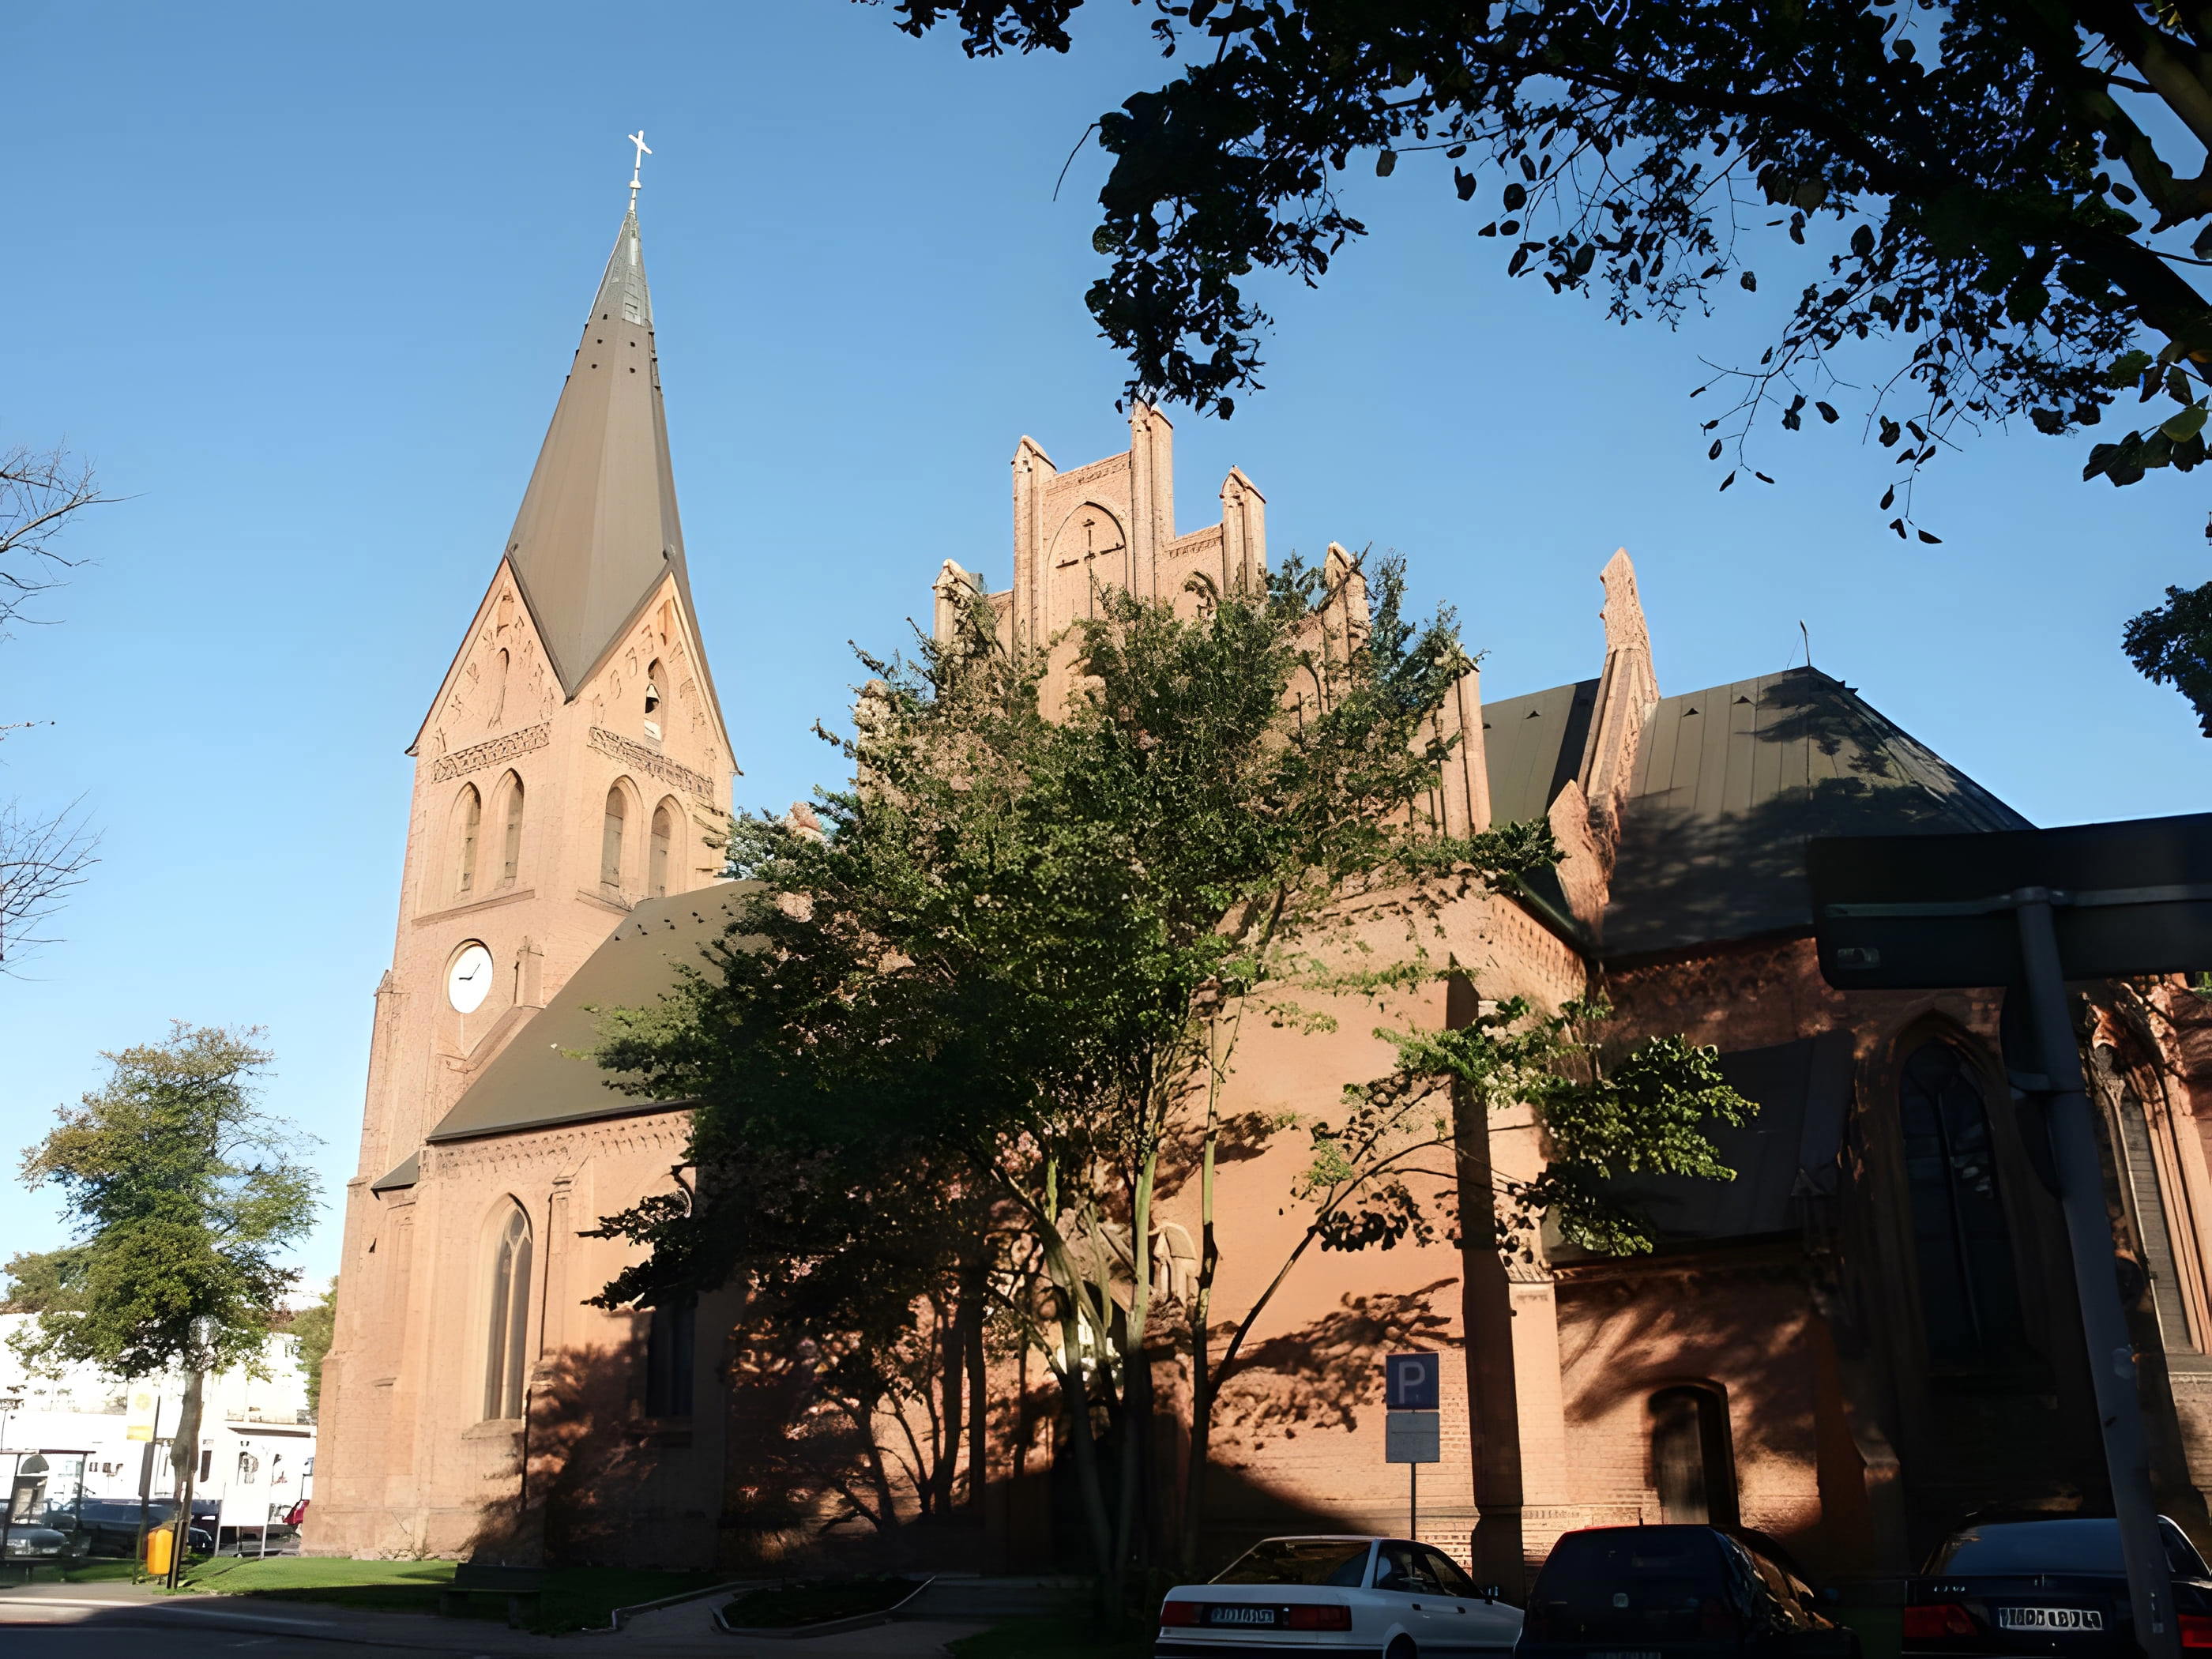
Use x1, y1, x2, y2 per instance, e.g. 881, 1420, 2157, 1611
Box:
447, 942, 495, 1014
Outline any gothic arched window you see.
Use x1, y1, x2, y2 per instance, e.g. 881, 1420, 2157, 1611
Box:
453, 786, 482, 898
483, 1203, 533, 1421
645, 1299, 696, 1418
649, 800, 674, 898
1900, 1039, 2029, 1370
1650, 1385, 1737, 1526
497, 774, 525, 888
600, 784, 629, 891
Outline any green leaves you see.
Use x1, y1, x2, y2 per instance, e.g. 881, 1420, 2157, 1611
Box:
2124, 579, 2212, 735
1346, 997, 1755, 1258
14, 1024, 317, 1379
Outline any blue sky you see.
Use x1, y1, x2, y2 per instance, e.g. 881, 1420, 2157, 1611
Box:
2, 0, 2203, 1287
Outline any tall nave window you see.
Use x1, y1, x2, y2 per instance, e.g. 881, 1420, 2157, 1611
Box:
1900, 1039, 2030, 1371
483, 1203, 533, 1421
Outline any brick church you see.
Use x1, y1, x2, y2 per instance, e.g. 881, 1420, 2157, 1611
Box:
310, 194, 2212, 1589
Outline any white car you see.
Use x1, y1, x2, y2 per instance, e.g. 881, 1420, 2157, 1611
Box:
1157, 1533, 1523, 1657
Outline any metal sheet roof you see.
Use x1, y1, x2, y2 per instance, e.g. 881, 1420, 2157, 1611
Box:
1481, 677, 1598, 830
424, 884, 755, 1144
1481, 666, 2031, 957
1604, 668, 2030, 955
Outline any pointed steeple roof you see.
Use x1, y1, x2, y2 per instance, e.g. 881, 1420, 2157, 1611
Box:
500, 207, 696, 696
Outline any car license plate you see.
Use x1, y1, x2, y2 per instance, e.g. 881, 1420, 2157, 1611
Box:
1590, 1651, 1661, 1659
1207, 1606, 1280, 1626
1996, 1608, 2105, 1631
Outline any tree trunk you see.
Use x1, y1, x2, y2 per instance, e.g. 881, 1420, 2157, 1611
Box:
965, 1266, 989, 1511
167, 1367, 205, 1586
935, 1291, 967, 1516
1180, 1041, 1222, 1574
1052, 1337, 1116, 1601
1110, 1149, 1158, 1611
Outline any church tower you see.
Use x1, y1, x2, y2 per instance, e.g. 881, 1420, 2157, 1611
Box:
354, 199, 732, 1183
311, 184, 737, 1562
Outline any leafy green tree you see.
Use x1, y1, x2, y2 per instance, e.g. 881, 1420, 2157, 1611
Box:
1, 1247, 88, 1313
14, 1024, 319, 1505
291, 1280, 337, 1416
876, 0, 2212, 723
592, 566, 1744, 1597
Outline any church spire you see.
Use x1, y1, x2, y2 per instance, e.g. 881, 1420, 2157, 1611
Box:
498, 180, 694, 698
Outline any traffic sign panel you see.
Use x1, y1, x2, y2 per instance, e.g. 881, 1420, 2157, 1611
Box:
1386, 1410, 1440, 1465
1386, 1352, 1440, 1409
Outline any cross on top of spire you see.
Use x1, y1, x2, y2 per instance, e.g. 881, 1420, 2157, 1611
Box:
626, 130, 651, 211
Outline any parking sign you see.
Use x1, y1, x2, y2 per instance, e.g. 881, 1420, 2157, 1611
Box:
1385, 1352, 1439, 1410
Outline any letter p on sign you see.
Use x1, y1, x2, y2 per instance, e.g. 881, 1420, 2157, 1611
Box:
1386, 1352, 1439, 1410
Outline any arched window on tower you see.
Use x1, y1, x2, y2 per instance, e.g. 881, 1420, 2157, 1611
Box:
649, 800, 674, 898
483, 1203, 533, 1421
453, 786, 482, 898
496, 774, 525, 888
1650, 1385, 1738, 1526
643, 658, 665, 743
600, 784, 628, 891
1900, 1038, 2030, 1370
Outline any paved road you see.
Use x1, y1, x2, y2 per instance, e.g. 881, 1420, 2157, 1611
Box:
0, 1587, 988, 1657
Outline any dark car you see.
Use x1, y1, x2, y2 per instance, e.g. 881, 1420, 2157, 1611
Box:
1518, 1525, 1859, 1659
70, 1497, 216, 1558
1904, 1515, 2212, 1656
2, 1525, 72, 1563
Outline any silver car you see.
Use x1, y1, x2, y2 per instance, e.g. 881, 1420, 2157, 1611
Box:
1157, 1533, 1522, 1657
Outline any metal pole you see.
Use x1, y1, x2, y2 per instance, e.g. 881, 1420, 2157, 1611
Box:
132, 1394, 161, 1582
1411, 1462, 1419, 1543
1, 1450, 16, 1588
2016, 890, 2179, 1659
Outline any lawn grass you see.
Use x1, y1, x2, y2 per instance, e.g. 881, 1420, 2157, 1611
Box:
58, 1560, 141, 1584
948, 1614, 1154, 1659
723, 1575, 916, 1629
171, 1555, 722, 1632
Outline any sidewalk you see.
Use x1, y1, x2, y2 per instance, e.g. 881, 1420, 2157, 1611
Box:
0, 1578, 989, 1656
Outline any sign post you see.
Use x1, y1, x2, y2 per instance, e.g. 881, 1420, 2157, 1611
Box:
1385, 1354, 1442, 1540
1811, 811, 2212, 1659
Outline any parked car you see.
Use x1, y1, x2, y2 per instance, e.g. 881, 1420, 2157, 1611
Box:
69, 1497, 216, 1558
1517, 1525, 1857, 1659
1904, 1514, 2212, 1656
1157, 1533, 1522, 1657
2, 1525, 72, 1563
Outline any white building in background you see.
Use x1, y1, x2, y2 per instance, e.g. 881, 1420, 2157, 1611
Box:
0, 1313, 316, 1534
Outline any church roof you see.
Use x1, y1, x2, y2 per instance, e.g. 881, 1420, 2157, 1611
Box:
1481, 666, 2033, 958
424, 884, 757, 1145
499, 207, 703, 698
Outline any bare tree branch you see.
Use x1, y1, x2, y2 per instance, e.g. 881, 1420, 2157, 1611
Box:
0, 439, 111, 967
0, 445, 107, 639
0, 798, 99, 972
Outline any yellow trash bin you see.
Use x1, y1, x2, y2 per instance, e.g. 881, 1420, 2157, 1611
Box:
144, 1522, 175, 1578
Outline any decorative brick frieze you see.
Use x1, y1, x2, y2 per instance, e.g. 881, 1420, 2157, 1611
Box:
429, 724, 551, 781
588, 726, 714, 800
